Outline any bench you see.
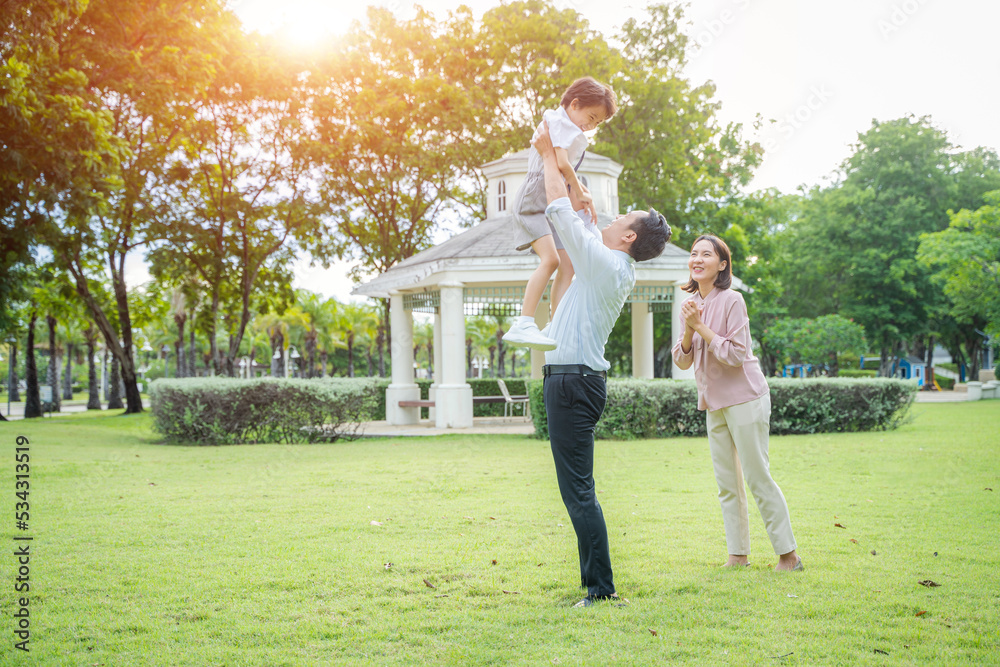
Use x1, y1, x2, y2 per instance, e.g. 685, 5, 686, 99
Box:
398, 396, 525, 408
398, 380, 530, 420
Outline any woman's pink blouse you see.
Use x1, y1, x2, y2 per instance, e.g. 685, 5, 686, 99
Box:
671, 287, 769, 412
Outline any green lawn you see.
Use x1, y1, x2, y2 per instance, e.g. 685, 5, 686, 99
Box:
1, 402, 998, 665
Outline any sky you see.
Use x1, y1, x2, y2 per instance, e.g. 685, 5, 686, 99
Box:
128, 0, 1000, 303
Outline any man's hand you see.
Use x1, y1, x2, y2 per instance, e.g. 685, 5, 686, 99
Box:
531, 120, 555, 159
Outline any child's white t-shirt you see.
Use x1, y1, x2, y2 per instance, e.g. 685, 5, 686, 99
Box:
541, 106, 589, 165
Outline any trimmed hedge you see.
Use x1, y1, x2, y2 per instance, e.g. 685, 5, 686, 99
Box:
838, 369, 878, 378
530, 377, 917, 440
150, 378, 380, 445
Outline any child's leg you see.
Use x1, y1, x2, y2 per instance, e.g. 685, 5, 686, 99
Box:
551, 249, 574, 316
521, 235, 560, 317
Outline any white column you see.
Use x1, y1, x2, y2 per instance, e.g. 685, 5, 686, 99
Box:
631, 301, 654, 378
672, 283, 694, 379
435, 282, 473, 428
385, 292, 420, 424
429, 310, 443, 420
530, 298, 549, 379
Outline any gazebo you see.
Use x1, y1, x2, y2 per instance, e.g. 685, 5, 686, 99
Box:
353, 149, 694, 429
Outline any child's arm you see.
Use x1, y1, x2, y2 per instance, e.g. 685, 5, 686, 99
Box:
554, 147, 598, 222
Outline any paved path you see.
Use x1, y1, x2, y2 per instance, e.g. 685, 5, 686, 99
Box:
914, 391, 972, 403
358, 418, 536, 438
2, 399, 103, 420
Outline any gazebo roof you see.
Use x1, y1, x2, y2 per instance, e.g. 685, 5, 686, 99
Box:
352, 212, 692, 298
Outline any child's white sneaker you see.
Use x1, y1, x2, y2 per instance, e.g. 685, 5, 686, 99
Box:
503, 317, 557, 351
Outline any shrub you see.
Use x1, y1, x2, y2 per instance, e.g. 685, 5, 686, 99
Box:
838, 369, 877, 378
530, 377, 916, 440
150, 377, 380, 445
936, 376, 955, 391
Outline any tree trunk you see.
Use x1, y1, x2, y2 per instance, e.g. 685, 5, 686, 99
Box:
377, 326, 386, 378
188, 326, 196, 378
966, 332, 982, 382
174, 315, 186, 378
108, 355, 123, 409
45, 315, 61, 412
86, 336, 101, 410
24, 312, 43, 419
103, 349, 109, 400
346, 336, 355, 378
366, 350, 374, 377
63, 341, 74, 400
271, 332, 284, 378
7, 342, 19, 402
320, 350, 328, 378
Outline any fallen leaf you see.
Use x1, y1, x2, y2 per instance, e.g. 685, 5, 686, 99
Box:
148, 482, 156, 486
537, 563, 544, 567
384, 562, 393, 570
916, 610, 927, 616
502, 590, 520, 595
464, 516, 474, 520
834, 523, 846, 529
491, 559, 498, 565
435, 594, 449, 598
648, 629, 658, 637
370, 521, 383, 526
871, 550, 877, 556
423, 579, 436, 588
918, 580, 940, 587
489, 517, 497, 520
985, 488, 993, 492
849, 538, 858, 544
874, 649, 889, 655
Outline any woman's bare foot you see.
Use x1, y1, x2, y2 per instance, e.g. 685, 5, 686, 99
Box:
724, 555, 749, 567
774, 551, 801, 571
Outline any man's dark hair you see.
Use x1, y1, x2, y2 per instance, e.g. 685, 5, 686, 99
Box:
628, 208, 671, 262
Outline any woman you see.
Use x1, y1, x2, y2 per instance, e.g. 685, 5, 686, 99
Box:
672, 235, 802, 571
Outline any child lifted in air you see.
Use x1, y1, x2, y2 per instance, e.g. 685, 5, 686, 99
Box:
502, 76, 618, 351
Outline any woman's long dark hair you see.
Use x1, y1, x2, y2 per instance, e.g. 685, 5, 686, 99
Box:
681, 235, 732, 293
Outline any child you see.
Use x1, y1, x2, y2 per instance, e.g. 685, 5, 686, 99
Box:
672, 235, 802, 572
502, 77, 618, 351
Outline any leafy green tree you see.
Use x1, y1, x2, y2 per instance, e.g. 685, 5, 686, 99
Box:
36, 0, 234, 412
918, 190, 1000, 379
781, 116, 1000, 375
153, 30, 321, 377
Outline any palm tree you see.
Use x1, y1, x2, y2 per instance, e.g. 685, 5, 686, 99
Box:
83, 323, 102, 409
413, 320, 434, 379
466, 317, 497, 378
337, 302, 378, 378
23, 310, 42, 419
254, 307, 311, 378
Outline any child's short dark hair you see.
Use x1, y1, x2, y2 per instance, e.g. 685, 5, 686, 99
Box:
561, 77, 618, 119
628, 208, 671, 262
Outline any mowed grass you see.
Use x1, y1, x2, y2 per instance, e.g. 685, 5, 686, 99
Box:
1, 401, 998, 666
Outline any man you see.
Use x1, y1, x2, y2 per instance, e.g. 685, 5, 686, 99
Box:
532, 122, 671, 607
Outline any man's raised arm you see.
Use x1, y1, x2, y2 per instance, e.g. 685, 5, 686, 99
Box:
532, 122, 572, 206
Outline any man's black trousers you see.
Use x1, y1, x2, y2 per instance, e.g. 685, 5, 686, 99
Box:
544, 372, 615, 599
